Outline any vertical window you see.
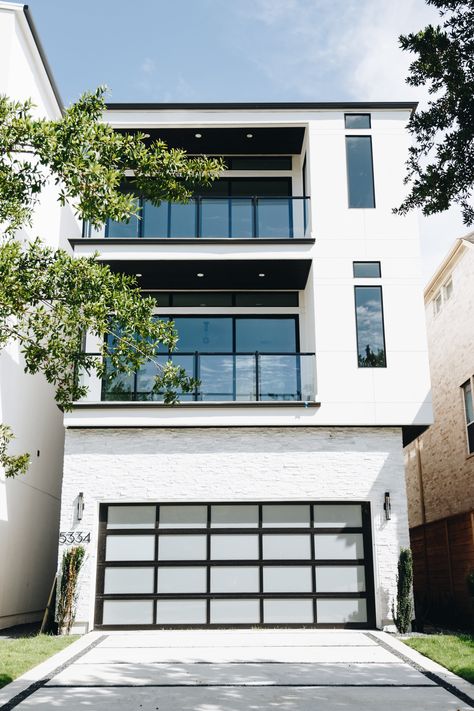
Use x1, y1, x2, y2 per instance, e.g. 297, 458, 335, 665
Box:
355, 287, 386, 367
462, 380, 474, 454
346, 136, 375, 208
444, 278, 453, 301
433, 292, 442, 315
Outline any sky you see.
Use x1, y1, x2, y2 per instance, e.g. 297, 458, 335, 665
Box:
21, 0, 469, 283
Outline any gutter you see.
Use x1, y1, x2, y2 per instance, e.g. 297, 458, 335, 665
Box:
23, 4, 63, 113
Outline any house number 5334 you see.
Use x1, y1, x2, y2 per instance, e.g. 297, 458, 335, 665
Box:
59, 531, 91, 544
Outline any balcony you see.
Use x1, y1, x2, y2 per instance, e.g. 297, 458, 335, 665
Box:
94, 352, 315, 403
83, 196, 310, 240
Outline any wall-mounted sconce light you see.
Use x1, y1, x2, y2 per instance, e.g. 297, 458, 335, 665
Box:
383, 491, 391, 521
77, 492, 85, 521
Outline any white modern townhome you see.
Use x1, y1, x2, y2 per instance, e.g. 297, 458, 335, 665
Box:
60, 102, 433, 633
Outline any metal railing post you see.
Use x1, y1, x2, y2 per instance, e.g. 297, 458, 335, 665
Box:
255, 351, 260, 401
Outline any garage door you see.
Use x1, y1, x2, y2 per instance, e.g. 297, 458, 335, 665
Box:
95, 502, 375, 628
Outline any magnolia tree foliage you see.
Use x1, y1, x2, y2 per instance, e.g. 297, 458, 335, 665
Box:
396, 0, 474, 225
0, 88, 222, 477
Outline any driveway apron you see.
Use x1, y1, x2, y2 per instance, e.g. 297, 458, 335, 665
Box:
1, 629, 473, 710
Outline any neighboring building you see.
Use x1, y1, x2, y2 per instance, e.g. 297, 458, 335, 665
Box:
0, 2, 80, 629
60, 102, 432, 632
405, 235, 474, 628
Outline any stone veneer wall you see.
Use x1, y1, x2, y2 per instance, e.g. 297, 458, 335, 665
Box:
59, 426, 408, 632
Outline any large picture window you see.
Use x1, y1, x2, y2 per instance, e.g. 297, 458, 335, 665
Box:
346, 136, 375, 208
354, 287, 386, 368
102, 316, 312, 402
462, 379, 474, 454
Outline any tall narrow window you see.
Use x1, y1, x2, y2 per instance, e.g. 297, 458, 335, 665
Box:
462, 380, 474, 454
354, 287, 386, 367
346, 136, 375, 208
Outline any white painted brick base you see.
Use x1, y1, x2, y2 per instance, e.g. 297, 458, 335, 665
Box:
58, 426, 409, 631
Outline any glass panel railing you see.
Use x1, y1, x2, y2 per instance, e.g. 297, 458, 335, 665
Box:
83, 197, 310, 239
96, 352, 315, 403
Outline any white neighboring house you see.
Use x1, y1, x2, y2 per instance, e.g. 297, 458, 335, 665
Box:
62, 103, 432, 632
0, 2, 80, 630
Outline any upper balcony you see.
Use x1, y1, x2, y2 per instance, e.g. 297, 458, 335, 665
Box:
83, 195, 310, 241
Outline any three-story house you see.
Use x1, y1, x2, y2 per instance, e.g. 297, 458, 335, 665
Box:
60, 102, 432, 632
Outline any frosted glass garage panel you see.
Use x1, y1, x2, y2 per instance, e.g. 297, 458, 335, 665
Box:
316, 566, 366, 593
263, 534, 311, 559
103, 600, 153, 625
211, 505, 258, 528
262, 505, 310, 528
314, 533, 364, 560
211, 599, 260, 624
104, 567, 154, 594
159, 505, 207, 528
156, 600, 207, 624
263, 566, 312, 593
211, 535, 259, 560
264, 599, 313, 623
313, 505, 362, 528
211, 567, 259, 593
158, 535, 207, 560
105, 535, 155, 561
158, 567, 207, 593
317, 598, 367, 623
107, 505, 155, 529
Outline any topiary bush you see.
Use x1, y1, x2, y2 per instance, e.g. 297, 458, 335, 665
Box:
393, 547, 413, 633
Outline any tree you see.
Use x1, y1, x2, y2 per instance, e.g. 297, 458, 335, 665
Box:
0, 87, 223, 477
395, 0, 474, 225
392, 547, 413, 634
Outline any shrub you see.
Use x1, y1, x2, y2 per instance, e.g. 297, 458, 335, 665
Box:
57, 546, 85, 635
393, 547, 413, 633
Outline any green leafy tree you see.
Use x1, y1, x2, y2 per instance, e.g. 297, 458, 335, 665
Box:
0, 87, 223, 477
396, 0, 474, 225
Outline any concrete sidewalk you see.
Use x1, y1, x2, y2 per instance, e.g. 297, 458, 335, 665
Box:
1, 629, 473, 710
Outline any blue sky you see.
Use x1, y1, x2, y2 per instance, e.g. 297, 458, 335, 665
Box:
20, 0, 469, 280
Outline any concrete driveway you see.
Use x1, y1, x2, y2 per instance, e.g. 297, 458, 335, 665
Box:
1, 629, 473, 710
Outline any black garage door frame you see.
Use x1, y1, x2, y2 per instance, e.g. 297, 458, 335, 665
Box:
94, 501, 376, 629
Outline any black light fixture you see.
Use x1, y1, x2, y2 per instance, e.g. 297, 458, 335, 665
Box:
195, 133, 202, 138
197, 272, 204, 278
383, 491, 391, 521
258, 272, 265, 277
77, 492, 85, 521
246, 133, 254, 139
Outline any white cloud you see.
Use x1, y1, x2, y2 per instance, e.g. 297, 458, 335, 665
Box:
231, 0, 467, 282
140, 58, 156, 75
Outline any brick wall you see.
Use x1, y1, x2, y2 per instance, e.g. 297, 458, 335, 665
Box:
405, 245, 474, 528
59, 426, 409, 631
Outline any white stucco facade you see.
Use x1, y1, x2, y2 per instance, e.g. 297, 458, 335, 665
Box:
0, 3, 79, 629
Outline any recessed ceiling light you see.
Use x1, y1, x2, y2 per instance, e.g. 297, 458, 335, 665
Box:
246, 133, 253, 138
197, 272, 204, 277
135, 273, 142, 277
195, 133, 202, 138
258, 273, 265, 277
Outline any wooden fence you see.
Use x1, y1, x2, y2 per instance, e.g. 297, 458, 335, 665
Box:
410, 510, 474, 629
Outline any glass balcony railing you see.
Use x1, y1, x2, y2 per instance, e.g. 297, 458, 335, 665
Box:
98, 352, 315, 402
83, 196, 310, 239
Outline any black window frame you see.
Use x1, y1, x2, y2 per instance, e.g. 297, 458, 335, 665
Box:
353, 262, 381, 278
344, 113, 371, 129
354, 286, 387, 368
345, 135, 376, 209
462, 378, 474, 455
141, 292, 299, 308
